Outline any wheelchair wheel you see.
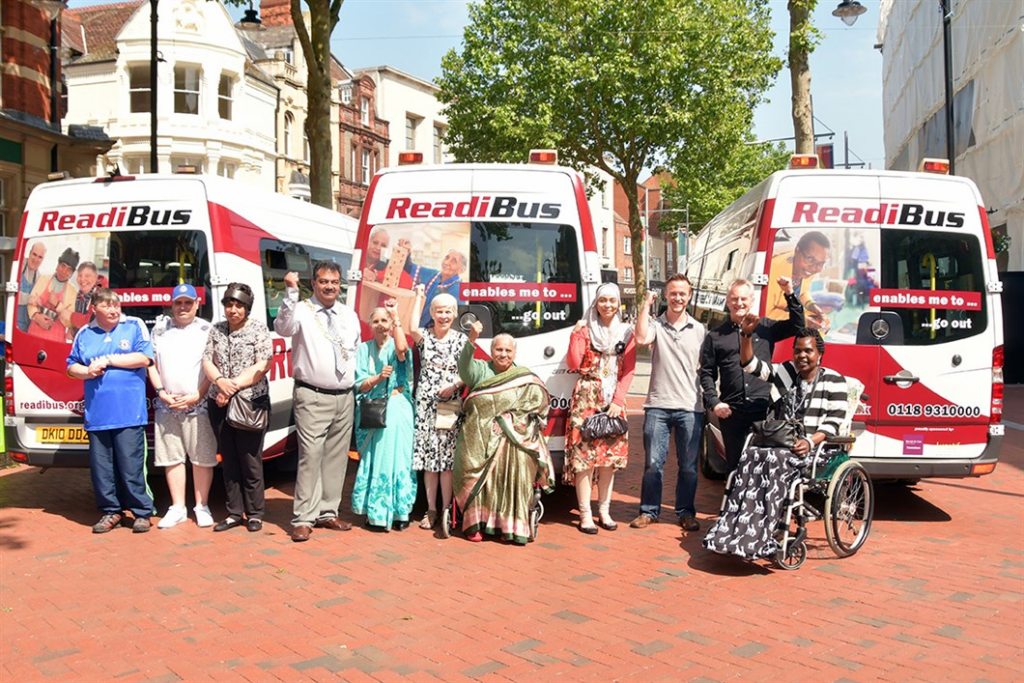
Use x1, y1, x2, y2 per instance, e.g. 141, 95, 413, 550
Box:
440, 507, 453, 539
529, 500, 544, 542
825, 460, 874, 557
773, 540, 806, 571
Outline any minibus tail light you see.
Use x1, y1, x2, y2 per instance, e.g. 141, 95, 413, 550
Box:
529, 149, 558, 165
10, 452, 28, 464
5, 343, 13, 417
397, 152, 423, 165
789, 154, 818, 169
919, 158, 950, 174
990, 345, 1003, 424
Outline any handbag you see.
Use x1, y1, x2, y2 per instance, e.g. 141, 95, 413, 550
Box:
359, 396, 388, 429
226, 393, 269, 432
580, 410, 628, 441
435, 398, 462, 430
749, 418, 803, 449
358, 347, 389, 430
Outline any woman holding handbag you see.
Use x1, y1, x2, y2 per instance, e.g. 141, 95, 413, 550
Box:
409, 290, 466, 530
352, 300, 417, 531
564, 282, 637, 534
202, 283, 272, 533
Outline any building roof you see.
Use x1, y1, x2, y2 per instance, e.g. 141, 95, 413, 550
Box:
354, 65, 440, 92
63, 1, 144, 65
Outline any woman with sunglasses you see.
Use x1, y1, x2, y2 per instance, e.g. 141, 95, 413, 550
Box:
202, 283, 273, 533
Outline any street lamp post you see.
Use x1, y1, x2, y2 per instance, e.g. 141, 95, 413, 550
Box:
150, 0, 158, 173
940, 0, 955, 174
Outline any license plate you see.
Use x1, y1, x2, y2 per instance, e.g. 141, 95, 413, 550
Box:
36, 425, 89, 444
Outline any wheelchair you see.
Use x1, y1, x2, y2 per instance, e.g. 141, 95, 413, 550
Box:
710, 380, 874, 571
440, 486, 545, 542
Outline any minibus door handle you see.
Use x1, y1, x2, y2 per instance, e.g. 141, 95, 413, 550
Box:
883, 374, 920, 384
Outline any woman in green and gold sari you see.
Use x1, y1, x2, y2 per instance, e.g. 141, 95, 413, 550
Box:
454, 321, 555, 544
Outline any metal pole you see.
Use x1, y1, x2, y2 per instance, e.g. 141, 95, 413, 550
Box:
844, 131, 850, 169
50, 18, 59, 172
150, 0, 158, 173
941, 0, 955, 174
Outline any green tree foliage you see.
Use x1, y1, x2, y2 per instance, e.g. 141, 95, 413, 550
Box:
661, 136, 790, 236
437, 0, 781, 304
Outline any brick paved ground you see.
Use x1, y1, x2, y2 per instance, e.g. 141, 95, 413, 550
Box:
2, 385, 1022, 681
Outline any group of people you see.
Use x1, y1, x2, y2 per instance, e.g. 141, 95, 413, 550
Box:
68, 258, 847, 548
562, 272, 848, 540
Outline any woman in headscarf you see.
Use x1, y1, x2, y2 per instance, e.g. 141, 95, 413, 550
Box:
454, 321, 555, 544
564, 283, 637, 533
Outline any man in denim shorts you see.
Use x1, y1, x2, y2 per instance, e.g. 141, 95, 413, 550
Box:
148, 284, 217, 528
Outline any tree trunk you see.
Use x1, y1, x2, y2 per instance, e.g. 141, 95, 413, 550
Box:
789, 0, 815, 155
292, 0, 340, 209
622, 179, 647, 312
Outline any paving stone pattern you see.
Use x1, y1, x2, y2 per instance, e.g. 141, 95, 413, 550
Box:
1, 387, 1022, 681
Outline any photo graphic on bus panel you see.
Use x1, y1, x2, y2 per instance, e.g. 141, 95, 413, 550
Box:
767, 226, 986, 346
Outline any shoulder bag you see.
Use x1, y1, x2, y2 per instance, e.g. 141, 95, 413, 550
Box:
358, 349, 388, 430
750, 368, 820, 449
226, 393, 270, 432
435, 398, 463, 430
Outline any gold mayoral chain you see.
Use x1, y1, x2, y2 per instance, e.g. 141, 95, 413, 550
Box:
306, 300, 350, 363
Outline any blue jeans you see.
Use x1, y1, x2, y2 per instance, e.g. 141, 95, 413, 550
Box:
640, 408, 704, 519
88, 426, 153, 518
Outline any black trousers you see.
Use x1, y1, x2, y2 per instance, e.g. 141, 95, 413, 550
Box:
720, 407, 769, 473
208, 399, 266, 520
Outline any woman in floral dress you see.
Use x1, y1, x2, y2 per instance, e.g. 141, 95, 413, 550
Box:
565, 282, 637, 534
410, 291, 466, 530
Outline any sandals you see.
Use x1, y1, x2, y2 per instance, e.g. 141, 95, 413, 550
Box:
419, 510, 438, 530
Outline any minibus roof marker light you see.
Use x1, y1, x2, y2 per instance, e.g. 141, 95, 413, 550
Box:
529, 149, 558, 165
919, 158, 950, 175
789, 154, 819, 169
398, 151, 423, 165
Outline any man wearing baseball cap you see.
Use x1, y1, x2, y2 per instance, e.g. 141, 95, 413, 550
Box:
148, 283, 217, 529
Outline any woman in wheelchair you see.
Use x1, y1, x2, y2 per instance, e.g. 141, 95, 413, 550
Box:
704, 277, 853, 565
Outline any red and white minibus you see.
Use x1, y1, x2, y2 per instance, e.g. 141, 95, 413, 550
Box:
690, 157, 1004, 480
352, 154, 601, 458
4, 173, 357, 467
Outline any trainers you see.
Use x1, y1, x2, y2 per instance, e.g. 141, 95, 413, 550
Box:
194, 505, 214, 528
157, 506, 188, 529
679, 513, 700, 532
92, 513, 123, 534
132, 517, 152, 533
629, 514, 657, 529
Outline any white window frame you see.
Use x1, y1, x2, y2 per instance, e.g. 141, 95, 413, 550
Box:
623, 236, 631, 254
433, 125, 444, 164
361, 149, 370, 185
173, 64, 201, 115
128, 65, 151, 113
218, 74, 233, 120
360, 97, 370, 126
624, 267, 633, 282
405, 115, 418, 150
283, 113, 293, 157
339, 84, 352, 104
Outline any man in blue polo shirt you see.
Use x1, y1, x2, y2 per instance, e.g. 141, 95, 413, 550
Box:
67, 287, 155, 534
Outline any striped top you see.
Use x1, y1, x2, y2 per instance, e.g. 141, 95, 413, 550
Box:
742, 358, 849, 437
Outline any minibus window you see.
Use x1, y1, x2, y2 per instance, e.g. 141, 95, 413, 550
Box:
879, 230, 986, 345
469, 221, 584, 337
260, 239, 352, 327
106, 230, 211, 327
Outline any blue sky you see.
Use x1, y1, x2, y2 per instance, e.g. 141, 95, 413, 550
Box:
67, 0, 886, 169
329, 0, 886, 169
